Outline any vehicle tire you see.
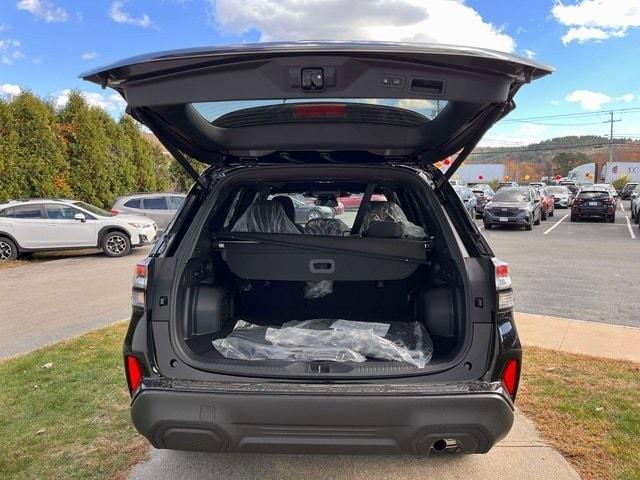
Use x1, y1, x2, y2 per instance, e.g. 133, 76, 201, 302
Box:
608, 215, 616, 223
534, 210, 541, 225
306, 210, 322, 222
525, 218, 533, 231
0, 237, 18, 262
102, 231, 131, 257
484, 222, 492, 230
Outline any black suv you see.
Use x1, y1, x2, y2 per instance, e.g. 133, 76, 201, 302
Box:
83, 42, 551, 455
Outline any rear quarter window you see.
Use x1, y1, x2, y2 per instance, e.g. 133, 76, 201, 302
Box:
13, 205, 43, 219
0, 207, 14, 217
124, 199, 141, 208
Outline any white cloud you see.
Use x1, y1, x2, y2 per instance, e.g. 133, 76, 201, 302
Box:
0, 38, 23, 64
16, 0, 68, 22
552, 0, 640, 44
550, 99, 560, 106
210, 0, 516, 52
80, 51, 99, 60
55, 89, 127, 112
481, 123, 547, 147
0, 83, 21, 97
521, 48, 536, 59
0, 24, 9, 31
565, 89, 611, 110
109, 1, 152, 27
560, 26, 624, 44
616, 93, 635, 102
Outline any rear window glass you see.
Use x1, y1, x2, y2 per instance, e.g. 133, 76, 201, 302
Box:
492, 190, 531, 202
546, 187, 567, 194
124, 199, 141, 208
13, 204, 43, 219
193, 98, 446, 122
579, 191, 609, 199
143, 197, 168, 210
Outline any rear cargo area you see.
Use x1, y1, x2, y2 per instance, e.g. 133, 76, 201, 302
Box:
168, 170, 472, 377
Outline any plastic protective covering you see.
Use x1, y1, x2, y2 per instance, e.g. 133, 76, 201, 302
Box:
212, 319, 433, 368
231, 200, 301, 234
359, 201, 426, 239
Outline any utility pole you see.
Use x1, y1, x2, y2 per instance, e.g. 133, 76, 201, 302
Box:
601, 110, 621, 181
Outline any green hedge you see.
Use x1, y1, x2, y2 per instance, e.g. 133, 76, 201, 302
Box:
0, 91, 191, 209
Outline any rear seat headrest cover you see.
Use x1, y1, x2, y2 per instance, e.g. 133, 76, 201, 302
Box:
359, 201, 426, 238
271, 196, 296, 223
232, 200, 301, 234
362, 220, 403, 238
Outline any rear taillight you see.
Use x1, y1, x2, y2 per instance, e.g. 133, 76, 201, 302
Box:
110, 209, 119, 216
492, 258, 511, 290
604, 197, 615, 205
132, 259, 149, 308
501, 358, 520, 399
125, 355, 143, 393
293, 103, 347, 118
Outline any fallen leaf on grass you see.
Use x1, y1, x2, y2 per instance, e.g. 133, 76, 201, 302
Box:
41, 362, 53, 369
35, 428, 46, 435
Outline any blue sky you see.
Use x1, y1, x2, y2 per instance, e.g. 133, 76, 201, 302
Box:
1, 0, 639, 146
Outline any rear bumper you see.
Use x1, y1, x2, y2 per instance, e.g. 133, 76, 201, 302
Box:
483, 210, 530, 226
572, 206, 614, 218
130, 381, 514, 455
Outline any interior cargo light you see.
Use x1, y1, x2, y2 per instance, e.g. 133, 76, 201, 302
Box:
293, 103, 347, 118
125, 355, 143, 393
501, 359, 519, 398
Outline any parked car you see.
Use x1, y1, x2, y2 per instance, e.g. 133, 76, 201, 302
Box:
528, 182, 544, 188
453, 185, 477, 217
483, 187, 542, 230
112, 193, 186, 232
496, 181, 519, 190
0, 199, 157, 261
621, 182, 639, 200
571, 188, 617, 222
545, 185, 572, 208
337, 193, 386, 210
593, 183, 618, 199
471, 185, 495, 217
277, 194, 337, 223
536, 187, 555, 220
82, 41, 551, 455
629, 184, 640, 222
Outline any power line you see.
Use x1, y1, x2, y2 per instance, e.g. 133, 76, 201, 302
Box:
503, 106, 640, 123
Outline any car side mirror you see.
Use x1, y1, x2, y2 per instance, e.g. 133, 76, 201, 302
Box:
74, 213, 86, 222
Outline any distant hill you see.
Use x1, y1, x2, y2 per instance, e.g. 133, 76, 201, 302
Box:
470, 136, 640, 164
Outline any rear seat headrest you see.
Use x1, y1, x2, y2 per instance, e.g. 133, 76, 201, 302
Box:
362, 220, 403, 238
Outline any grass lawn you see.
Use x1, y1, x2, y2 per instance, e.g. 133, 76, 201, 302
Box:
1, 324, 638, 480
519, 347, 640, 480
0, 322, 147, 480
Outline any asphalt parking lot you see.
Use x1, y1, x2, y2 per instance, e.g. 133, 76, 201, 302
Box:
1, 199, 638, 359
478, 199, 639, 327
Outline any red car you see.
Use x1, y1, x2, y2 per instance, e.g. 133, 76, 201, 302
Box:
536, 187, 555, 220
337, 193, 386, 210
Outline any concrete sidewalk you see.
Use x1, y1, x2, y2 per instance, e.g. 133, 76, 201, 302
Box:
130, 410, 580, 480
516, 312, 640, 362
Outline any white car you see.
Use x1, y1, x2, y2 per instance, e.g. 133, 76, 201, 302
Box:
0, 199, 157, 261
